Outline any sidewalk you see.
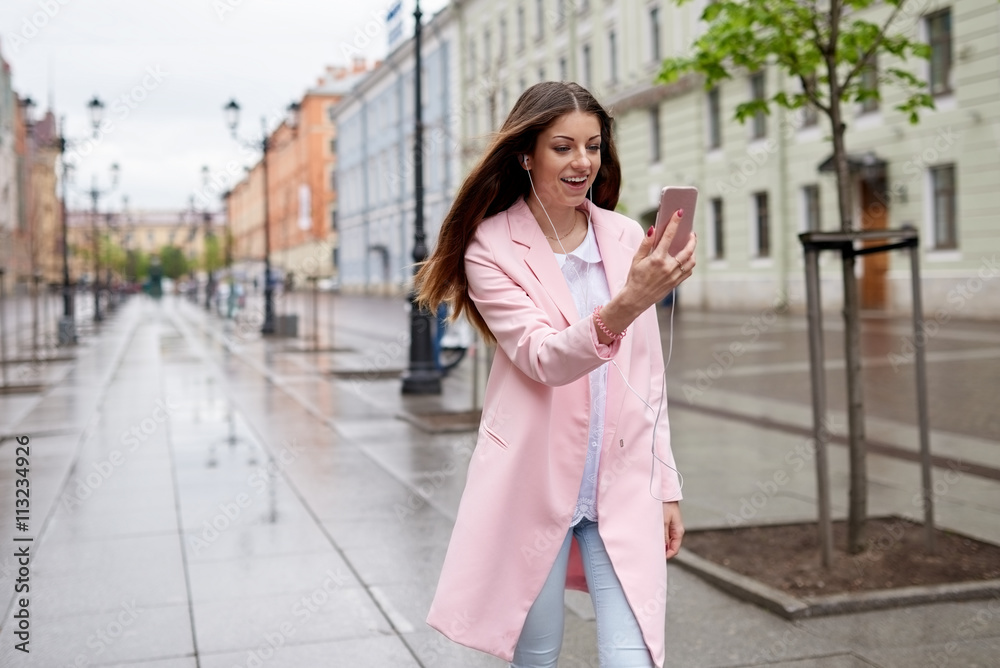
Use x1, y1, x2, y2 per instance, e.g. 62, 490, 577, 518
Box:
0, 294, 997, 667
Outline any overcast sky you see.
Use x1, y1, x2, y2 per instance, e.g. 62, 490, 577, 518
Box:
1, 0, 449, 213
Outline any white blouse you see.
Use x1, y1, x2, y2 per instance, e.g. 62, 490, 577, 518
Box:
554, 220, 611, 525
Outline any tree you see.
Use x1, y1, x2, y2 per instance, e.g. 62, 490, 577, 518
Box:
203, 233, 224, 273
159, 245, 190, 280
659, 0, 934, 556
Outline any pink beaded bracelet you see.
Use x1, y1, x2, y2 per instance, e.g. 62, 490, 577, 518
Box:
593, 306, 627, 341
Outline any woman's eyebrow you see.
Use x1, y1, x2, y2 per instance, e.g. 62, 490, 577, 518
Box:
551, 134, 602, 141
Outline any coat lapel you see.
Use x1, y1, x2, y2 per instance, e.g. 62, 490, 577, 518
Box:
588, 200, 630, 298
508, 198, 580, 327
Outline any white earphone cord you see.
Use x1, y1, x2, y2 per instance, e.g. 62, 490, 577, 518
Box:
525, 163, 682, 501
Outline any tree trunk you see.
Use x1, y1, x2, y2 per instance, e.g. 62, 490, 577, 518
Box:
829, 87, 868, 556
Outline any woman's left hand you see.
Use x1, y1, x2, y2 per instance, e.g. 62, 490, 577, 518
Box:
663, 502, 684, 559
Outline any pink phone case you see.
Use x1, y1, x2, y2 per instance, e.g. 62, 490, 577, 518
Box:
652, 186, 698, 256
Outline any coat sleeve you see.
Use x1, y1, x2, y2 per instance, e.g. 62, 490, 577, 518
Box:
465, 228, 622, 387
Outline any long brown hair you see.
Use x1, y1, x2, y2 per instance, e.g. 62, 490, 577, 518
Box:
415, 81, 621, 343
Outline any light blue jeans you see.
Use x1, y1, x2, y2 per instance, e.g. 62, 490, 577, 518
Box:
511, 519, 655, 668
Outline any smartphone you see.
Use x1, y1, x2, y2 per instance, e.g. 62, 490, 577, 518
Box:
652, 186, 698, 256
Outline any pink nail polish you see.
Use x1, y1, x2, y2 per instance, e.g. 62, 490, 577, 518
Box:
677, 208, 684, 218
646, 226, 654, 237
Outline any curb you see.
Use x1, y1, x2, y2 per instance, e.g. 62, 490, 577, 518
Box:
674, 549, 1000, 619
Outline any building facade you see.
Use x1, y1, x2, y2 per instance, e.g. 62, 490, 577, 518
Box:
332, 3, 459, 293
224, 63, 371, 290
20, 107, 61, 286
66, 208, 226, 284
0, 49, 18, 281
451, 0, 999, 317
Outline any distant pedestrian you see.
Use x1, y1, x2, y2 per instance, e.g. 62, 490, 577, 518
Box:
416, 82, 696, 667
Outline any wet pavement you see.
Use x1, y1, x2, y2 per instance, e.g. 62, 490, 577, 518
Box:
0, 293, 998, 667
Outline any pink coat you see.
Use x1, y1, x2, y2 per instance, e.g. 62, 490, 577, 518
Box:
426, 197, 682, 667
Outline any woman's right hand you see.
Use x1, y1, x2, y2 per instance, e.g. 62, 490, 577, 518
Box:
626, 208, 696, 308
592, 210, 696, 344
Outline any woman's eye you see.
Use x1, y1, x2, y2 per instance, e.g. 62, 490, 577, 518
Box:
588, 145, 601, 152
554, 146, 570, 152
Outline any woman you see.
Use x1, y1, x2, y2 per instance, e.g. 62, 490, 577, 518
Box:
418, 82, 696, 667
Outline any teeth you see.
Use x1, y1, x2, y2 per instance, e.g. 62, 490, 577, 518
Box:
563, 177, 587, 183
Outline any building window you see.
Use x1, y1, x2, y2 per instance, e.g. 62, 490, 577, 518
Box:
649, 6, 661, 62
927, 9, 952, 96
581, 44, 592, 87
754, 191, 770, 257
556, 0, 566, 27
329, 137, 337, 155
860, 56, 879, 113
707, 87, 721, 149
538, 65, 545, 82
559, 56, 568, 81
931, 164, 957, 249
608, 30, 619, 83
330, 209, 338, 231
649, 106, 661, 164
803, 184, 821, 231
710, 197, 724, 259
536, 0, 544, 40
517, 5, 526, 51
750, 72, 767, 139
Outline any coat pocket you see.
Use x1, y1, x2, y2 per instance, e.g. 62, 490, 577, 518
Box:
480, 423, 510, 450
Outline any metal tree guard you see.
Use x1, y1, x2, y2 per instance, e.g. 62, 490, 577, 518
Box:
800, 227, 935, 567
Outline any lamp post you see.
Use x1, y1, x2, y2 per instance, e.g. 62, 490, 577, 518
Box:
193, 165, 218, 312
55, 117, 75, 344
82, 95, 119, 323
224, 99, 300, 334
85, 162, 120, 323
402, 0, 442, 394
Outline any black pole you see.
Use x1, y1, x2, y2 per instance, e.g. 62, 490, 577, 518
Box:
57, 119, 75, 345
261, 119, 275, 334
204, 211, 215, 312
402, 0, 442, 394
91, 178, 102, 322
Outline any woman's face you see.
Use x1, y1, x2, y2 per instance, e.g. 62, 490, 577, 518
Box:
526, 111, 603, 210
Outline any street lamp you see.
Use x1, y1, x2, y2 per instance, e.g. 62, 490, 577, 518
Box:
402, 0, 442, 394
44, 98, 106, 343
55, 118, 76, 344
223, 98, 300, 335
199, 165, 218, 312
86, 96, 105, 133
86, 160, 120, 323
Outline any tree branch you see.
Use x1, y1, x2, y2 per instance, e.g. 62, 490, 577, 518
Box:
842, 0, 911, 91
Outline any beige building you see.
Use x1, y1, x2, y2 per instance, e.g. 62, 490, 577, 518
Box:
22, 108, 62, 286
452, 0, 1000, 317
66, 208, 226, 283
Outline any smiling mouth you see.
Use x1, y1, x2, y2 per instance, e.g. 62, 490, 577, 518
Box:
561, 176, 588, 184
